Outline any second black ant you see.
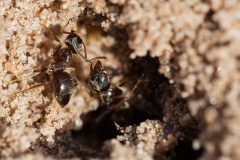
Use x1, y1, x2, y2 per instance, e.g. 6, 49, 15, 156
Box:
88, 59, 141, 109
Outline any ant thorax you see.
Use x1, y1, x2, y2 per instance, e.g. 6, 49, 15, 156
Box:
51, 46, 72, 72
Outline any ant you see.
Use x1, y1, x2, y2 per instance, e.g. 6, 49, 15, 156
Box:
7, 19, 106, 107
88, 59, 142, 109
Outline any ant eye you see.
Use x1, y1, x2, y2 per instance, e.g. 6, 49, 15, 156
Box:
90, 75, 96, 82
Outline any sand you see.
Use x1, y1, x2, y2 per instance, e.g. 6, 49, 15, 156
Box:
1, 0, 240, 159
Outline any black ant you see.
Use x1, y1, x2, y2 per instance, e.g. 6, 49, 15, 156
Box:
7, 19, 106, 107
88, 59, 142, 109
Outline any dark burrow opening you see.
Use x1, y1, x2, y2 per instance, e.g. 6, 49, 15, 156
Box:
173, 138, 204, 160
38, 15, 203, 158
71, 54, 166, 149
71, 52, 203, 159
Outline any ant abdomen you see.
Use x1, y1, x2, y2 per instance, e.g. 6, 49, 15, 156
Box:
88, 60, 110, 92
52, 71, 78, 107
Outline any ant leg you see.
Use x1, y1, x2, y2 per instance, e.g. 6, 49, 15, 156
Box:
73, 73, 92, 95
72, 41, 89, 62
112, 77, 142, 109
7, 68, 50, 98
42, 24, 62, 44
125, 77, 142, 100
52, 43, 63, 58
73, 79, 79, 86
81, 42, 105, 62
7, 83, 45, 97
6, 70, 44, 85
95, 109, 113, 124
72, 40, 107, 63
82, 42, 107, 62
82, 42, 88, 59
78, 81, 91, 95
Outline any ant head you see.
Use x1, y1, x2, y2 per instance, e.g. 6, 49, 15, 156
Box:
64, 31, 83, 55
88, 60, 110, 92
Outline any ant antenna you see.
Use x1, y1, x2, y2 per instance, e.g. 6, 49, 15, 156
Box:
60, 18, 74, 34
42, 23, 62, 45
74, 41, 106, 64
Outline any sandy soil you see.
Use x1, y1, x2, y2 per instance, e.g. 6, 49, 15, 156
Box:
1, 0, 240, 159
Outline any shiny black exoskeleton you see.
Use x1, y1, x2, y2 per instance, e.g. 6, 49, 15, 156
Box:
43, 26, 85, 106
89, 60, 110, 92
88, 58, 142, 109
52, 71, 78, 106
88, 60, 128, 108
